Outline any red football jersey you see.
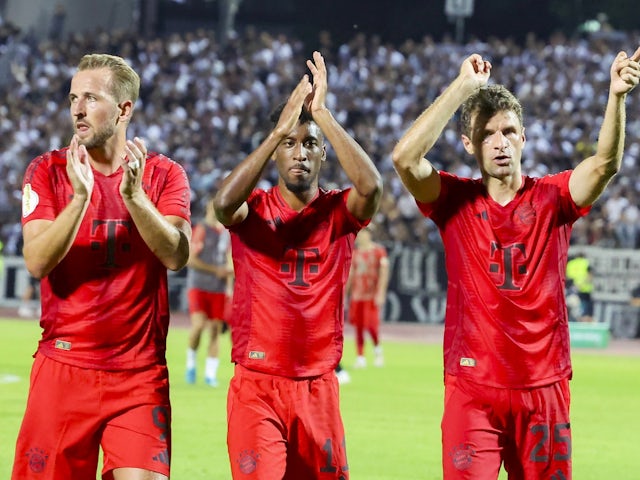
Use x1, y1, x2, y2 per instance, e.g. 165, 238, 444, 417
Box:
228, 186, 366, 378
21, 148, 190, 370
417, 170, 590, 388
350, 244, 387, 301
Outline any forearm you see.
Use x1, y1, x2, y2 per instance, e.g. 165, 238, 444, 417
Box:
313, 108, 381, 198
23, 195, 89, 278
124, 191, 190, 271
392, 76, 472, 170
376, 262, 390, 302
571, 92, 626, 206
594, 91, 626, 175
187, 256, 224, 276
213, 131, 282, 224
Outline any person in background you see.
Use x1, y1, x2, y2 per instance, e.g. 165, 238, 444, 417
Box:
630, 284, 640, 309
10, 230, 41, 319
391, 47, 640, 479
17, 274, 40, 318
566, 250, 595, 322
334, 362, 351, 384
185, 197, 233, 387
12, 53, 191, 480
214, 50, 382, 479
346, 224, 389, 368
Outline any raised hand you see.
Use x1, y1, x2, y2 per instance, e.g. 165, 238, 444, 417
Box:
610, 47, 640, 96
274, 75, 312, 137
305, 50, 328, 114
65, 134, 94, 200
459, 53, 492, 92
120, 136, 147, 199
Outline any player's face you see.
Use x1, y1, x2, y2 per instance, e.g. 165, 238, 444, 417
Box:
273, 121, 326, 194
464, 110, 526, 181
68, 68, 121, 149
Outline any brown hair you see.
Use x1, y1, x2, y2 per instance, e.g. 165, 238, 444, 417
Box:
459, 84, 523, 138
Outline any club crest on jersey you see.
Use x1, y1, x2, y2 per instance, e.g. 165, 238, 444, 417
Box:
450, 443, 474, 470
515, 203, 536, 225
459, 357, 476, 367
26, 447, 49, 473
248, 351, 265, 360
237, 449, 260, 474
22, 183, 39, 218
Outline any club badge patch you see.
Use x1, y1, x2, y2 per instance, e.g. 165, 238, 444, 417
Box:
450, 443, 474, 470
26, 447, 48, 473
22, 183, 39, 218
237, 449, 260, 474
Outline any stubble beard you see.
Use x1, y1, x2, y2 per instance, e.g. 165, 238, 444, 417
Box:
284, 178, 312, 194
77, 123, 117, 150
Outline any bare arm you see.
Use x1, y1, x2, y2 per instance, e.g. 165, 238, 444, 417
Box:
570, 47, 640, 207
225, 249, 234, 296
375, 255, 390, 307
306, 51, 382, 221
187, 249, 229, 278
391, 54, 491, 203
23, 136, 93, 278
213, 77, 313, 226
121, 138, 191, 271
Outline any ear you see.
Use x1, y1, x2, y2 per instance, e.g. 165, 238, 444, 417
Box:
521, 126, 526, 145
461, 134, 474, 155
321, 144, 327, 162
118, 100, 134, 123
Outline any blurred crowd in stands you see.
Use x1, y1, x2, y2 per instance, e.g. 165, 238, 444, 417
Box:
1, 20, 639, 256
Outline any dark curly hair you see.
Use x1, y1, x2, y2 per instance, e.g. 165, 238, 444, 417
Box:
269, 102, 315, 126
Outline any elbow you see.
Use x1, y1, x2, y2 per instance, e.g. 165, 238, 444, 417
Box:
604, 161, 621, 178
370, 175, 384, 200
165, 252, 189, 272
212, 192, 235, 225
25, 261, 48, 280
166, 232, 191, 271
391, 146, 409, 173
167, 261, 187, 272
358, 172, 383, 204
23, 252, 51, 279
391, 148, 402, 168
593, 157, 621, 186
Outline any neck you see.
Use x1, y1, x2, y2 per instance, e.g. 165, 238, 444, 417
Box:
278, 183, 319, 212
85, 130, 127, 175
484, 174, 522, 206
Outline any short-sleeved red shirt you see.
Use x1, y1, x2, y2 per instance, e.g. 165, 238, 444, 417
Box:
22, 149, 191, 370
228, 186, 366, 378
417, 170, 590, 388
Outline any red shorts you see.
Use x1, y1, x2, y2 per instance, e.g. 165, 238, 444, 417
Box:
441, 374, 571, 480
227, 364, 349, 479
188, 288, 227, 320
12, 353, 171, 480
348, 299, 380, 330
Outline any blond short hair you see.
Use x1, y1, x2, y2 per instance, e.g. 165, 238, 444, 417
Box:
77, 53, 140, 105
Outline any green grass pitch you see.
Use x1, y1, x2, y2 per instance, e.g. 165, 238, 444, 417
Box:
1, 318, 638, 479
